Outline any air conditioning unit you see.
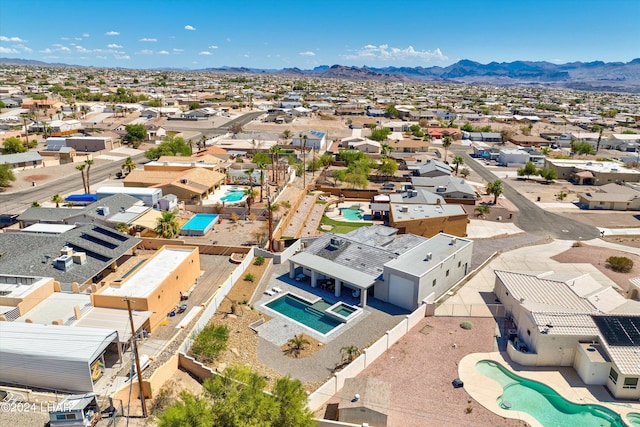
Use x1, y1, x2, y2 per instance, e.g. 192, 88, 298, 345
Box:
96, 206, 109, 216
54, 255, 73, 271
401, 205, 409, 212
60, 246, 73, 256
426, 252, 433, 261
72, 252, 87, 265
180, 178, 189, 184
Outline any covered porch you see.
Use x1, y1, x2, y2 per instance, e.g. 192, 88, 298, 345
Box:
288, 252, 377, 308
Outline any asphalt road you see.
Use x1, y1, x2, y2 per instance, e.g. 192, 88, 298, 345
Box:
0, 153, 148, 214
453, 147, 600, 241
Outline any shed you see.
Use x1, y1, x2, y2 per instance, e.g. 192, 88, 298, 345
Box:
0, 322, 118, 392
339, 377, 390, 427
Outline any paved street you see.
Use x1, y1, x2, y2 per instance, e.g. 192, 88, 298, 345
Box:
453, 147, 600, 241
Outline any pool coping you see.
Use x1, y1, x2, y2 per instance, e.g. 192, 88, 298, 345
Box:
459, 352, 640, 427
260, 291, 349, 340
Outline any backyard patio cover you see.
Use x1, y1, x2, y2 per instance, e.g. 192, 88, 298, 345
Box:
290, 252, 378, 289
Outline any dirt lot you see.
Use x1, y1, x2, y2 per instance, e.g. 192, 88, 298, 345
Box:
317, 317, 527, 427
551, 243, 640, 296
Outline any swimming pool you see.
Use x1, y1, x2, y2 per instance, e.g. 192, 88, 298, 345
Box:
339, 207, 364, 221
476, 360, 625, 427
628, 413, 640, 427
180, 214, 219, 236
221, 189, 246, 202
265, 293, 341, 334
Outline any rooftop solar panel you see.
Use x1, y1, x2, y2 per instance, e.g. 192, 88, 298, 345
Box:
592, 315, 640, 347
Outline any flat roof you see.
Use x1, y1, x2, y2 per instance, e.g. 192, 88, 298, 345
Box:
17, 292, 90, 324
390, 203, 466, 221
22, 223, 76, 234
96, 186, 162, 195
0, 275, 52, 299
100, 247, 195, 297
385, 234, 473, 276
72, 307, 152, 343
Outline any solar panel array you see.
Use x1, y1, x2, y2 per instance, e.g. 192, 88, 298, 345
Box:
592, 315, 640, 347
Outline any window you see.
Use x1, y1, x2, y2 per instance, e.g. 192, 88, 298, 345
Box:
623, 377, 638, 389
432, 279, 436, 287
609, 368, 618, 384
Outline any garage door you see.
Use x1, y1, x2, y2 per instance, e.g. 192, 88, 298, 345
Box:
388, 274, 415, 310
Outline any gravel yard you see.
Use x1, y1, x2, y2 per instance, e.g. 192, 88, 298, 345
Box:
316, 316, 527, 427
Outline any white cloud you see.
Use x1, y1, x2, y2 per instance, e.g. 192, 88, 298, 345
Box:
60, 37, 70, 40
137, 49, 154, 55
208, 45, 218, 49
105, 31, 120, 36
59, 46, 71, 52
342, 44, 448, 62
114, 54, 130, 60
96, 55, 106, 59
299, 51, 315, 57
15, 44, 32, 53
139, 38, 157, 42
184, 25, 196, 31
158, 50, 169, 55
199, 51, 211, 55
0, 46, 18, 54
108, 43, 123, 49
0, 36, 25, 42
74, 37, 83, 41
82, 33, 90, 38
173, 48, 184, 52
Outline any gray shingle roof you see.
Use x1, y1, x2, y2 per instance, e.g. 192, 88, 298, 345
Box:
0, 224, 140, 286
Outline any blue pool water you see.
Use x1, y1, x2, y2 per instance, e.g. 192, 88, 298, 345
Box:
221, 190, 245, 202
628, 413, 640, 427
339, 207, 364, 221
266, 294, 341, 334
476, 360, 625, 427
180, 214, 219, 236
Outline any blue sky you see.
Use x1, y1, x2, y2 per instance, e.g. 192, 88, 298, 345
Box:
1, 0, 638, 70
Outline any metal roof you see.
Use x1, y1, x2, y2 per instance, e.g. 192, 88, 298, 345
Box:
0, 322, 117, 362
72, 307, 152, 343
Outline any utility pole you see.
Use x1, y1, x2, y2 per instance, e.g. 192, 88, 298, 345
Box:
267, 196, 273, 252
123, 297, 147, 418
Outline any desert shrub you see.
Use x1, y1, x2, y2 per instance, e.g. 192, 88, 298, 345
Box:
244, 273, 255, 282
572, 241, 584, 247
190, 324, 229, 363
254, 256, 265, 266
607, 256, 633, 273
460, 321, 473, 330
230, 212, 239, 223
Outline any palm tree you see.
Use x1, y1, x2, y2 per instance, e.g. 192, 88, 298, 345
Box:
474, 204, 490, 218
155, 211, 180, 238
299, 134, 308, 189
51, 194, 63, 208
283, 129, 292, 140
442, 135, 453, 163
31, 201, 41, 207
244, 168, 255, 188
244, 188, 258, 214
381, 143, 392, 158
76, 164, 87, 193
286, 334, 310, 358
486, 180, 504, 204
255, 159, 267, 202
269, 145, 281, 185
340, 345, 361, 364
452, 156, 464, 174
122, 157, 136, 174
84, 159, 94, 193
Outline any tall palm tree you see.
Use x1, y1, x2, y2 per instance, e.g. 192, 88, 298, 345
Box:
269, 145, 281, 185
76, 164, 87, 193
442, 135, 453, 163
299, 134, 308, 189
84, 159, 94, 193
51, 194, 63, 208
155, 211, 180, 238
244, 168, 255, 188
286, 334, 310, 358
452, 156, 464, 174
487, 180, 504, 204
122, 157, 136, 174
255, 159, 267, 202
244, 188, 258, 214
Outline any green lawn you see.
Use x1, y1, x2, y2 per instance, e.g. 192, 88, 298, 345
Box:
319, 216, 373, 234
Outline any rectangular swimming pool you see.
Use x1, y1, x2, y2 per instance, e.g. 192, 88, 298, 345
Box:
264, 293, 362, 335
180, 214, 219, 236
265, 294, 341, 334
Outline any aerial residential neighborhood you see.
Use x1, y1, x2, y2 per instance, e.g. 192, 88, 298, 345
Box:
1, 2, 640, 426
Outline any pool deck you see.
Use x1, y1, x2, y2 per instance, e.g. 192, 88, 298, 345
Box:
459, 352, 640, 427
202, 184, 249, 206
324, 202, 374, 222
